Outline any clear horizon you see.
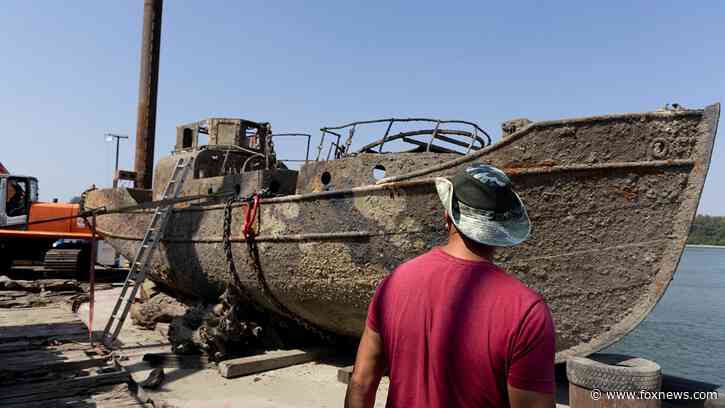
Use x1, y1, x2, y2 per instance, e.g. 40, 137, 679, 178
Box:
1, 1, 723, 215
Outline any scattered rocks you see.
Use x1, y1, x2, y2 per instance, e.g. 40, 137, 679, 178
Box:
131, 292, 189, 330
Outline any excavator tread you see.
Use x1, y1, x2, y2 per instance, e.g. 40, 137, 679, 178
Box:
43, 249, 83, 272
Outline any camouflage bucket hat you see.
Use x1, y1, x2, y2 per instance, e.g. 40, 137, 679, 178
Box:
434, 164, 531, 247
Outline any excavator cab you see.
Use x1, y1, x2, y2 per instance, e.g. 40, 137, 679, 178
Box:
0, 175, 38, 228
0, 174, 94, 275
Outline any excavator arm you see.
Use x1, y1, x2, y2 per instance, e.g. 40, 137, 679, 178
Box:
0, 229, 94, 240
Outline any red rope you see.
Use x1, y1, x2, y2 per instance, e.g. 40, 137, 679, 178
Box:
242, 194, 260, 239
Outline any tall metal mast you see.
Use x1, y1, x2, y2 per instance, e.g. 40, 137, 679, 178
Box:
133, 0, 163, 189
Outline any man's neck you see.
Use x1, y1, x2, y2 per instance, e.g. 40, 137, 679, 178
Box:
441, 233, 494, 262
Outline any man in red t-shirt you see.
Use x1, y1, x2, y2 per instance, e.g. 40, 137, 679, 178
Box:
345, 165, 555, 408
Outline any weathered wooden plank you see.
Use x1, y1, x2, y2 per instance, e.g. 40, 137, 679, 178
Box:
2, 383, 146, 408
0, 368, 130, 404
0, 339, 31, 353
0, 305, 141, 406
0, 290, 34, 297
337, 365, 354, 385
0, 306, 78, 320
0, 323, 87, 343
0, 349, 105, 374
218, 349, 324, 379
0, 276, 82, 293
0, 314, 84, 325
0, 338, 91, 354
0, 306, 87, 344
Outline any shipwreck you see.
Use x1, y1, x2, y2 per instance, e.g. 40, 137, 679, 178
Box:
84, 103, 720, 362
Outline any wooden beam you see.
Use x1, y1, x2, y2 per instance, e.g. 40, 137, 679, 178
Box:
337, 365, 354, 385
0, 368, 130, 404
1, 349, 105, 374
2, 383, 144, 408
218, 349, 325, 379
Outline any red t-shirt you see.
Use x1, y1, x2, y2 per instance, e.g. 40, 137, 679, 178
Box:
367, 247, 555, 408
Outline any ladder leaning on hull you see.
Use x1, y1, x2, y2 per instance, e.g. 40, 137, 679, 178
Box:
99, 155, 196, 347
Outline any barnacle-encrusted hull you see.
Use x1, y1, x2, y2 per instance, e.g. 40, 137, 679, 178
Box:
85, 104, 720, 362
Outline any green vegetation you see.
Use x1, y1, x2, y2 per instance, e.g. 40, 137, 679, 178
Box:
687, 215, 725, 246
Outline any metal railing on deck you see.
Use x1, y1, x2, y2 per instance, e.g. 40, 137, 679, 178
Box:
317, 118, 491, 160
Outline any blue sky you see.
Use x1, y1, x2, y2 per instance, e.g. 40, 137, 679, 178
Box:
1, 1, 723, 214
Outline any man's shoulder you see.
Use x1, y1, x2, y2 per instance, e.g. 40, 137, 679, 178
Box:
387, 249, 546, 303
391, 248, 447, 274
379, 249, 450, 291
491, 265, 546, 306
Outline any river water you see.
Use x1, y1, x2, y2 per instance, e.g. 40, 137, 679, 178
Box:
605, 246, 725, 385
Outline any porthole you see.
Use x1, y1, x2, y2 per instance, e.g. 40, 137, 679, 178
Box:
321, 171, 332, 185
372, 164, 386, 180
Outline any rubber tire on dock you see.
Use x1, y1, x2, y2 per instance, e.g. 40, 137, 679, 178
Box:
567, 354, 662, 392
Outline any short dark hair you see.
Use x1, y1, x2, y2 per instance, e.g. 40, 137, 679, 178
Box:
449, 216, 494, 253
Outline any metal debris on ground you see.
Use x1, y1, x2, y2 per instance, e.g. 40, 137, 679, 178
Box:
139, 367, 165, 389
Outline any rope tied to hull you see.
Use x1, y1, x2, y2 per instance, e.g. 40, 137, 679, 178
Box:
242, 193, 261, 240
232, 192, 332, 342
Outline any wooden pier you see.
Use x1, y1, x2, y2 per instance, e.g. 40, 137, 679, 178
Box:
0, 306, 145, 407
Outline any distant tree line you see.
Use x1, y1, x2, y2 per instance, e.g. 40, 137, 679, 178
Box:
687, 215, 725, 246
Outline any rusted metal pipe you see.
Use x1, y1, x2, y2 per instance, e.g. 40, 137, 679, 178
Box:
133, 0, 163, 189
88, 215, 97, 346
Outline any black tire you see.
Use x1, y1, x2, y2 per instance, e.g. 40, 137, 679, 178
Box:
566, 353, 661, 392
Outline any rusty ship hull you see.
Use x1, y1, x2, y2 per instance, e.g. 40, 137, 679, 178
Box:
85, 104, 720, 362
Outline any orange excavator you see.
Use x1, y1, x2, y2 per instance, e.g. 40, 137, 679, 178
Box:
0, 162, 96, 275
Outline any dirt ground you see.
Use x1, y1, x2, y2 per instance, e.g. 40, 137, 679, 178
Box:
2, 266, 712, 407
79, 287, 391, 408
0, 278, 572, 408
79, 288, 577, 407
